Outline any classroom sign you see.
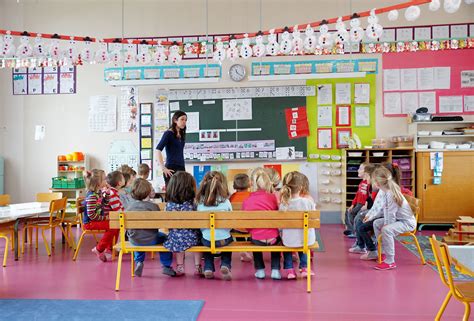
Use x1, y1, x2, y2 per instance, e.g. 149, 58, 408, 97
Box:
12, 66, 76, 95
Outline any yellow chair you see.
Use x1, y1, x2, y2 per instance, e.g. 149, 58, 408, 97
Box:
377, 195, 426, 265
72, 198, 115, 261
0, 229, 9, 267
0, 195, 15, 252
22, 197, 71, 256
61, 197, 83, 250
429, 235, 474, 321
0, 194, 10, 206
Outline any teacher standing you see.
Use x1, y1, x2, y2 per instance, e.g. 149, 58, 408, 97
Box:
156, 111, 187, 186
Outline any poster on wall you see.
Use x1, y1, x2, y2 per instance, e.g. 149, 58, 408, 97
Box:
120, 87, 138, 133
12, 67, 76, 95
88, 95, 117, 132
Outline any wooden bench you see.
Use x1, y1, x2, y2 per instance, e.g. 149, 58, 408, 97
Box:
109, 210, 320, 292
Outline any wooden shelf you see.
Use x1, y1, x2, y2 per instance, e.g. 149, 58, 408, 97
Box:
58, 160, 86, 164
418, 134, 474, 138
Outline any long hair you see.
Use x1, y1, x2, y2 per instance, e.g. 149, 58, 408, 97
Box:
249, 167, 272, 193
85, 169, 105, 192
280, 171, 305, 205
166, 171, 196, 204
381, 162, 401, 185
264, 167, 281, 192
196, 171, 229, 206
371, 167, 404, 206
170, 110, 187, 140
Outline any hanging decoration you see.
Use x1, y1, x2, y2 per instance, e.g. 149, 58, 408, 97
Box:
240, 33, 253, 59
303, 24, 316, 53
405, 5, 421, 21
318, 21, 334, 49
365, 9, 384, 41
80, 37, 94, 63
252, 31, 266, 57
279, 27, 293, 55
16, 33, 33, 58
266, 29, 280, 56
388, 9, 399, 21
226, 36, 239, 61
334, 17, 349, 45
213, 37, 226, 63
444, 0, 462, 13
95, 41, 109, 64
291, 25, 303, 55
124, 40, 137, 65
137, 42, 151, 65
349, 14, 364, 43
168, 41, 182, 64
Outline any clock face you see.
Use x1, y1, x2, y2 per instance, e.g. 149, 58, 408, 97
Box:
229, 64, 246, 82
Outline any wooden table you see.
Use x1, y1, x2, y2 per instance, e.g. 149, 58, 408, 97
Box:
0, 202, 50, 260
448, 245, 474, 277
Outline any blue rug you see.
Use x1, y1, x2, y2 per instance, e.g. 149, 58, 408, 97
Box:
0, 299, 204, 321
397, 235, 474, 281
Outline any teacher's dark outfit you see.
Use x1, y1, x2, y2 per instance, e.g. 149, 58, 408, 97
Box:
156, 130, 186, 186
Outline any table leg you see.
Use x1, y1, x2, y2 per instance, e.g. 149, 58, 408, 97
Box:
14, 219, 20, 261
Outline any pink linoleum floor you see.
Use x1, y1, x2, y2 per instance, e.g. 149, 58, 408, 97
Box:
0, 225, 467, 321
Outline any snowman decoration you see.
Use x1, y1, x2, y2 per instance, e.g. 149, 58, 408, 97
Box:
63, 37, 79, 65
292, 25, 303, 55
252, 32, 266, 57
16, 35, 33, 59
266, 29, 280, 56
365, 9, 383, 41
168, 42, 182, 64
303, 24, 316, 54
318, 22, 334, 49
137, 42, 151, 64
239, 34, 252, 59
95, 41, 109, 64
33, 35, 47, 65
153, 40, 167, 64
349, 14, 364, 43
381, 42, 391, 53
1, 31, 16, 58
124, 40, 137, 65
334, 17, 349, 45
110, 41, 123, 66
49, 38, 61, 64
279, 27, 292, 55
213, 38, 226, 63
226, 36, 239, 61
80, 39, 94, 64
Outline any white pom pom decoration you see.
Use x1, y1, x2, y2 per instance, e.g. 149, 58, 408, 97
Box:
429, 0, 441, 11
405, 5, 421, 21
444, 0, 462, 13
388, 9, 399, 21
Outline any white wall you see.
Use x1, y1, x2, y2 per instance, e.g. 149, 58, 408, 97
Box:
0, 0, 473, 203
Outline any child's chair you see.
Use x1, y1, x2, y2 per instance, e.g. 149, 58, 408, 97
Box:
0, 194, 11, 266
429, 235, 474, 321
22, 197, 70, 256
72, 197, 115, 261
377, 195, 425, 265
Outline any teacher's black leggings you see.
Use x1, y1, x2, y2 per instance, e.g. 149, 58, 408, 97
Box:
163, 164, 186, 188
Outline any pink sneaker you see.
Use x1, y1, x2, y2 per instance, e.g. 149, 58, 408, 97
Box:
284, 268, 297, 280
374, 261, 397, 270
91, 247, 106, 262
300, 268, 315, 277
103, 249, 113, 262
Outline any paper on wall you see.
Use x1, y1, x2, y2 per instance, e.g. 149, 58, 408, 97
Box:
432, 25, 449, 39
400, 69, 417, 91
276, 147, 296, 160
318, 130, 332, 149
450, 25, 468, 38
383, 92, 402, 115
355, 106, 370, 127
13, 74, 27, 95
34, 125, 45, 141
417, 68, 434, 90
461, 70, 474, 88
88, 95, 117, 132
335, 83, 351, 104
185, 112, 200, 133
120, 87, 138, 133
383, 69, 400, 91
28, 74, 42, 95
222, 99, 252, 120
401, 92, 419, 114
354, 83, 370, 104
418, 92, 436, 114
434, 67, 451, 90
169, 101, 180, 111
464, 96, 474, 112
317, 106, 333, 127
317, 84, 333, 105
439, 96, 463, 113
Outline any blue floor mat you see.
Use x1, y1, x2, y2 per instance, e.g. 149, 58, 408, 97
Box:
0, 299, 204, 321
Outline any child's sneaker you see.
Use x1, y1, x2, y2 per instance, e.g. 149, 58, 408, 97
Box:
134, 261, 144, 277
91, 247, 106, 262
204, 270, 214, 279
103, 249, 113, 261
220, 266, 232, 281
194, 264, 203, 277
348, 245, 367, 254
300, 268, 315, 277
240, 252, 252, 262
162, 266, 177, 277
175, 264, 185, 277
374, 261, 397, 270
343, 229, 352, 236
284, 268, 296, 280
360, 251, 378, 261
347, 233, 356, 239
255, 269, 265, 279
271, 269, 281, 280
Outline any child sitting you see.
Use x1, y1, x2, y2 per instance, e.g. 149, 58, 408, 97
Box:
279, 171, 316, 279
197, 171, 233, 281
243, 167, 281, 280
119, 172, 135, 209
163, 172, 202, 277
344, 163, 370, 237
126, 178, 175, 277
103, 171, 125, 216
138, 163, 156, 200
229, 173, 251, 202
84, 169, 119, 262
264, 167, 281, 201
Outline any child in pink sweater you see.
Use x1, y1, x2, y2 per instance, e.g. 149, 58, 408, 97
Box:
242, 167, 281, 280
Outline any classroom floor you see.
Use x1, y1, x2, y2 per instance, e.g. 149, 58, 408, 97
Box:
0, 225, 467, 321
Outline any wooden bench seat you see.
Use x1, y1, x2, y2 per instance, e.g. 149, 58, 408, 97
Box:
110, 210, 320, 292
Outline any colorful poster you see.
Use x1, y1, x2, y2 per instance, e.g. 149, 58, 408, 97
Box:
120, 87, 138, 132
285, 107, 309, 139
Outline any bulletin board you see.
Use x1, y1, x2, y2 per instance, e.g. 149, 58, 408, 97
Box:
306, 74, 377, 160
382, 49, 474, 116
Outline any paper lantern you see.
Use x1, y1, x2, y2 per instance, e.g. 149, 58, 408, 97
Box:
429, 0, 441, 11
388, 9, 399, 21
405, 6, 421, 21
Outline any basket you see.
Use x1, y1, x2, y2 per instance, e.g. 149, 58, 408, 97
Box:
52, 177, 85, 189
273, 64, 291, 74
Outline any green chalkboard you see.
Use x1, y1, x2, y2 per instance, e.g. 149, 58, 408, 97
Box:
170, 97, 307, 157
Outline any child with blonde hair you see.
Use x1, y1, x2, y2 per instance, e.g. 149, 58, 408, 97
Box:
242, 167, 281, 279
264, 167, 281, 201
362, 167, 416, 270
279, 171, 316, 279
84, 169, 119, 262
163, 172, 202, 276
197, 171, 233, 280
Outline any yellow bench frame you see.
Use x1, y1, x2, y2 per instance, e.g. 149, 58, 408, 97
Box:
110, 210, 320, 292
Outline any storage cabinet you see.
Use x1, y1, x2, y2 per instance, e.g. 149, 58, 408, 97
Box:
342, 148, 415, 210
408, 121, 474, 151
416, 151, 474, 223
